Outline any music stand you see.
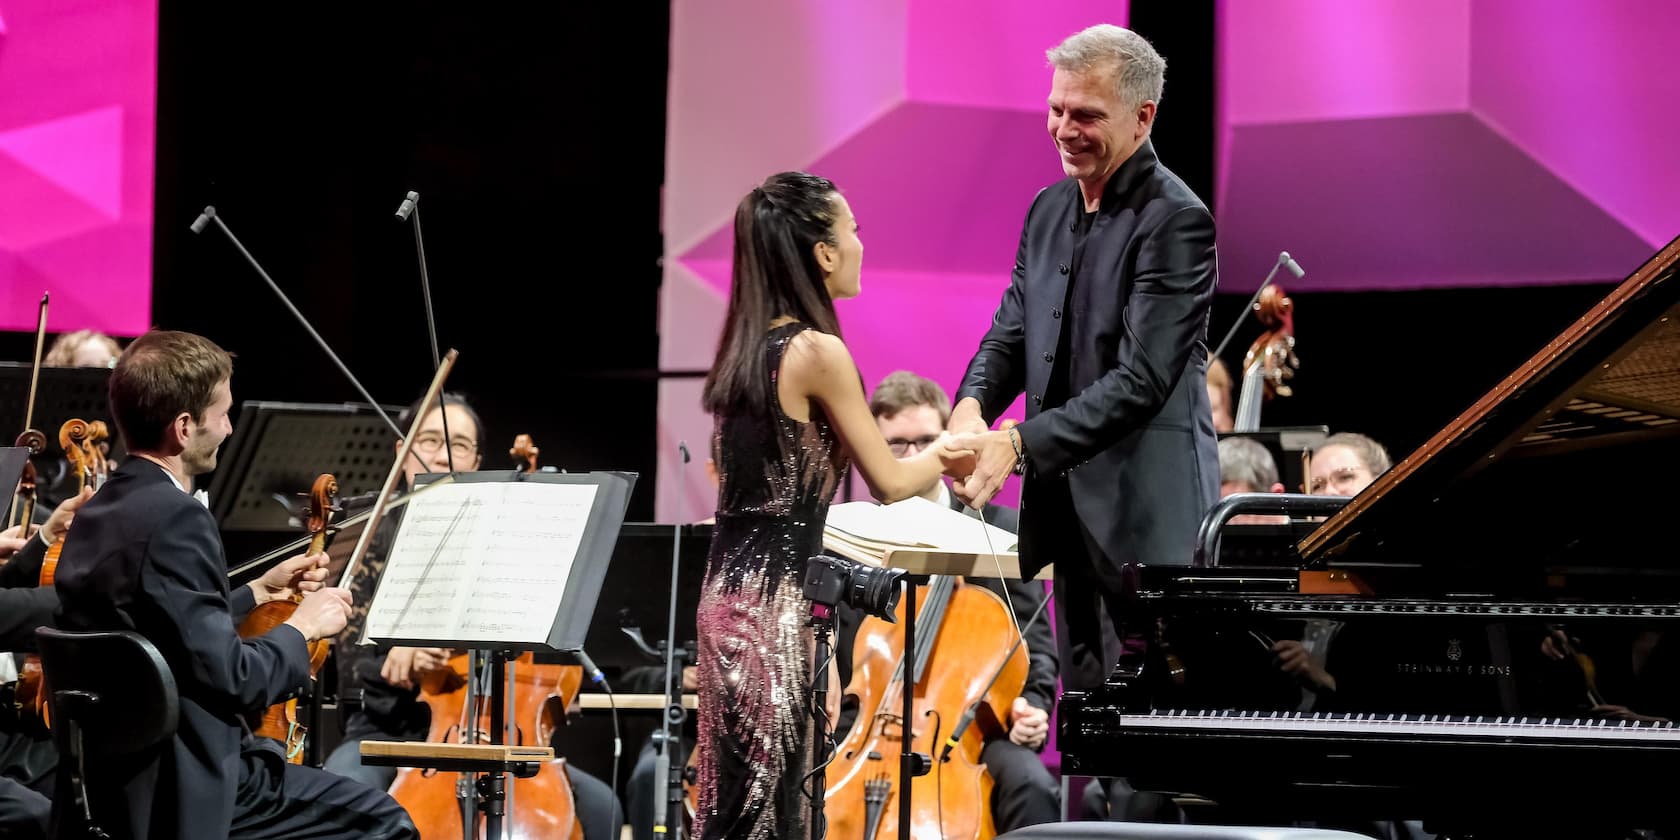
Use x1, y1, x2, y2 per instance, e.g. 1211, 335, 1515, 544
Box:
207, 400, 404, 532
358, 469, 635, 839
578, 522, 710, 676
0, 363, 126, 505
1219, 425, 1330, 494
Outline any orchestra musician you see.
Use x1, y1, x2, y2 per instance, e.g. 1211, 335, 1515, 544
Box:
0, 492, 91, 840
830, 371, 1061, 832
1217, 436, 1287, 525
51, 329, 417, 840
325, 391, 624, 840
1206, 357, 1234, 434
43, 329, 122, 369
1306, 432, 1391, 497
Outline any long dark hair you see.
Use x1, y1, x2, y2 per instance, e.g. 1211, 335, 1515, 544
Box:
702, 171, 846, 415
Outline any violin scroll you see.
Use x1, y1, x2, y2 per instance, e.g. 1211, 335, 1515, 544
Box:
511, 434, 540, 474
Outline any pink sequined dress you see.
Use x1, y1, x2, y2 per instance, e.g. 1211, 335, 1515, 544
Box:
694, 322, 849, 840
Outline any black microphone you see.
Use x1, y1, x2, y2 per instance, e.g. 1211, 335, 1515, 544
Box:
189, 205, 216, 234
394, 191, 418, 222
1212, 250, 1306, 362
394, 189, 442, 367
678, 441, 691, 465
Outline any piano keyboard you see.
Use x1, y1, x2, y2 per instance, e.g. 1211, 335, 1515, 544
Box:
1120, 709, 1680, 740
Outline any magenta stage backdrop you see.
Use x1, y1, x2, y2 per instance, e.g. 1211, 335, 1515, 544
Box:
0, 0, 156, 335
1216, 0, 1679, 292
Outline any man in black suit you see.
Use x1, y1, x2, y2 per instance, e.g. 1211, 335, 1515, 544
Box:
52, 329, 416, 840
950, 23, 1220, 693
830, 371, 1061, 832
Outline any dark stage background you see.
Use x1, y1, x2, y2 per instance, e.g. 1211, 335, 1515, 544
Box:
0, 3, 1633, 527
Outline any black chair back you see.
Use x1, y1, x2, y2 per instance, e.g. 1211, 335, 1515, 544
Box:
36, 627, 179, 840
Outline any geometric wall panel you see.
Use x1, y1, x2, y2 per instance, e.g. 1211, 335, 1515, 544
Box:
0, 0, 156, 334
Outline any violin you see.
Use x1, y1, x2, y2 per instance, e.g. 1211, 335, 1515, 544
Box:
236, 473, 339, 762
387, 434, 585, 839
1231, 283, 1299, 434
38, 418, 107, 588
823, 575, 1028, 840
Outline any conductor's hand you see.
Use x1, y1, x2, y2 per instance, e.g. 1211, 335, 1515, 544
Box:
1008, 697, 1049, 750
250, 551, 331, 605
283, 587, 353, 642
382, 646, 453, 690
931, 434, 977, 481
946, 398, 990, 438
951, 430, 1017, 509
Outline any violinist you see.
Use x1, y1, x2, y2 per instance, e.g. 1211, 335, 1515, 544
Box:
51, 329, 416, 840
1217, 436, 1287, 525
42, 329, 122, 369
830, 371, 1061, 832
326, 391, 623, 840
0, 491, 91, 840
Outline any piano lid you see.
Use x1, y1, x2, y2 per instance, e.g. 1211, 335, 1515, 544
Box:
1300, 235, 1680, 568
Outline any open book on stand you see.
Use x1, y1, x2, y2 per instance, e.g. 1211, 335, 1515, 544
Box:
822, 495, 1048, 581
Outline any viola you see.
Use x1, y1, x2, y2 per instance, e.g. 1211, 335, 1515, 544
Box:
387, 433, 585, 839
823, 574, 1028, 840
1231, 283, 1299, 434
236, 473, 338, 762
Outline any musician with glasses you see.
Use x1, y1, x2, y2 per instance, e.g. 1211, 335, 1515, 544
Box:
325, 393, 623, 840
1307, 432, 1390, 497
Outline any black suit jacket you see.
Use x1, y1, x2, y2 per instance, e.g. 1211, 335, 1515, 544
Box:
0, 537, 56, 652
833, 494, 1059, 728
53, 459, 312, 840
958, 139, 1220, 576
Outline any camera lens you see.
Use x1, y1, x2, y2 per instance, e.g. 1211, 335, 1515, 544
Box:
803, 555, 906, 622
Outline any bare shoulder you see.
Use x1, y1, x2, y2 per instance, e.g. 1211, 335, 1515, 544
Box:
782, 329, 853, 377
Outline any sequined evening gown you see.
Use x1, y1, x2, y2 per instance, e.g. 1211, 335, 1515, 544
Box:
694, 322, 849, 840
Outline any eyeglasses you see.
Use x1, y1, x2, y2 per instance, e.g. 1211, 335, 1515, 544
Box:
1309, 467, 1370, 495
411, 432, 478, 458
886, 434, 940, 457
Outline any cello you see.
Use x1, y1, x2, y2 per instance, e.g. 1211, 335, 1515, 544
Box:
387, 433, 585, 839
823, 574, 1028, 840
1230, 282, 1299, 434
236, 473, 339, 762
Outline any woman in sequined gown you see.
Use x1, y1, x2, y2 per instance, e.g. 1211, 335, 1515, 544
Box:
694, 171, 973, 840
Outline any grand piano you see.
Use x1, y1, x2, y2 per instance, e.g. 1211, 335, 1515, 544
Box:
1058, 236, 1680, 837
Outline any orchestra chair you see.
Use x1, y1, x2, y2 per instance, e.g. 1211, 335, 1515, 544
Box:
35, 627, 180, 840
995, 822, 1375, 840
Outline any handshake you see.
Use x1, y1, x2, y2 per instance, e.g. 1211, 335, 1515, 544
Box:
933, 397, 1024, 509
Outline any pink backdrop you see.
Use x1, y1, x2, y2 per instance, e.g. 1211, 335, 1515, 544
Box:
0, 0, 156, 335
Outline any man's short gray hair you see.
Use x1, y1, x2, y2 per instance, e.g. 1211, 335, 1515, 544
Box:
1219, 436, 1279, 493
1046, 24, 1166, 111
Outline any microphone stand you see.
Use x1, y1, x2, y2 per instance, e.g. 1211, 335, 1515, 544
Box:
1211, 250, 1304, 362
395, 189, 486, 836
655, 442, 695, 838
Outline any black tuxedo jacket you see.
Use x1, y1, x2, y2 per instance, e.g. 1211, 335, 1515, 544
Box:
958, 139, 1220, 576
0, 537, 56, 652
53, 459, 311, 840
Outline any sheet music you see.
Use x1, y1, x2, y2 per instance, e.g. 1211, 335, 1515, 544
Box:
364, 480, 598, 645
825, 496, 1018, 554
